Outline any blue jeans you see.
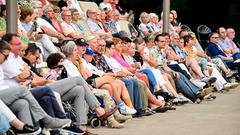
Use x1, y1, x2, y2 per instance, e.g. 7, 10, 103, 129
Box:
171, 72, 200, 102
137, 69, 157, 94
168, 64, 191, 79
119, 78, 142, 110
30, 86, 66, 119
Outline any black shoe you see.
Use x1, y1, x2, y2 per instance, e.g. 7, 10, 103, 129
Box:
152, 106, 168, 113
140, 110, 154, 116
132, 110, 143, 118
62, 124, 84, 134
154, 91, 175, 102
16, 124, 41, 135
6, 128, 16, 135
210, 94, 216, 99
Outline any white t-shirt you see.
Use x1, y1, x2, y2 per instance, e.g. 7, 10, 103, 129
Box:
1, 52, 27, 86
82, 59, 105, 76
142, 47, 151, 68
61, 21, 80, 36
0, 65, 9, 90
63, 59, 81, 77
37, 18, 57, 32
103, 55, 121, 73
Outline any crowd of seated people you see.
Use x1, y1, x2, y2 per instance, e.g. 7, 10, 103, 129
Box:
0, 0, 239, 135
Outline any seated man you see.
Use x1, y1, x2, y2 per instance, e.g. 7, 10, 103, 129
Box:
60, 9, 84, 39
86, 9, 112, 39
206, 33, 240, 71
0, 40, 70, 131
218, 27, 240, 58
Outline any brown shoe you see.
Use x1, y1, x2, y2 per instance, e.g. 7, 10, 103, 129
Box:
98, 107, 117, 122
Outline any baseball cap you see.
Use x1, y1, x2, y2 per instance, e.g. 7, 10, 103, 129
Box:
85, 47, 94, 55
75, 38, 88, 46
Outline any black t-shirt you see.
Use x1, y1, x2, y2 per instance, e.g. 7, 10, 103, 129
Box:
133, 51, 143, 66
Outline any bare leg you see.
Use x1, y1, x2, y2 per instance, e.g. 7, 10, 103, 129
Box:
186, 58, 205, 78
162, 72, 177, 93
146, 87, 165, 107
10, 118, 25, 130
162, 75, 178, 97
95, 76, 115, 88
220, 66, 230, 74
100, 84, 113, 96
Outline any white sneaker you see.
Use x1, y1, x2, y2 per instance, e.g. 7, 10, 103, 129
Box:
191, 80, 206, 89
233, 59, 240, 64
224, 82, 239, 90
119, 105, 136, 115
179, 95, 191, 103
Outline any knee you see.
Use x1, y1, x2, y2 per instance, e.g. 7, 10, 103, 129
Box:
18, 86, 29, 95
72, 86, 85, 96
73, 76, 85, 85
11, 99, 29, 112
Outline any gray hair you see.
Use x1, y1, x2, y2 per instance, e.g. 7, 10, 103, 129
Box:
61, 41, 76, 57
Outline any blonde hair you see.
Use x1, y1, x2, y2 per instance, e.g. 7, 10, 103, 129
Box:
139, 12, 149, 22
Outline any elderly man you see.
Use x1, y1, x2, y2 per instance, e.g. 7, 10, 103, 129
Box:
86, 9, 112, 38
218, 27, 240, 58
61, 9, 84, 39
206, 32, 240, 70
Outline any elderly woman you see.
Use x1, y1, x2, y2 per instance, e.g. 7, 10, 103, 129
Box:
55, 41, 118, 133
138, 12, 151, 37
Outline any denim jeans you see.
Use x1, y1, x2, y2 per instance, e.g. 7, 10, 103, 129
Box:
119, 78, 142, 110
137, 68, 157, 94
170, 72, 200, 102
168, 64, 191, 79
30, 86, 66, 119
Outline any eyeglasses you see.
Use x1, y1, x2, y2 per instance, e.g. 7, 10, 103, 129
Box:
211, 37, 219, 39
99, 44, 106, 47
0, 52, 9, 60
159, 40, 166, 42
53, 9, 60, 13
10, 42, 21, 46
52, 65, 64, 69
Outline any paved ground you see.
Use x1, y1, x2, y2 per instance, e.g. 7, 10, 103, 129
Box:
89, 85, 240, 135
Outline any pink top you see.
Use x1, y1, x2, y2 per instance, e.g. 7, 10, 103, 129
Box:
43, 70, 59, 81
112, 51, 130, 68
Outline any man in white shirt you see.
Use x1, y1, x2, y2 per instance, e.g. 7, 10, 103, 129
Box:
0, 39, 70, 129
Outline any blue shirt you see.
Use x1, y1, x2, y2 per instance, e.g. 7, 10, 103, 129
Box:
206, 42, 227, 57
